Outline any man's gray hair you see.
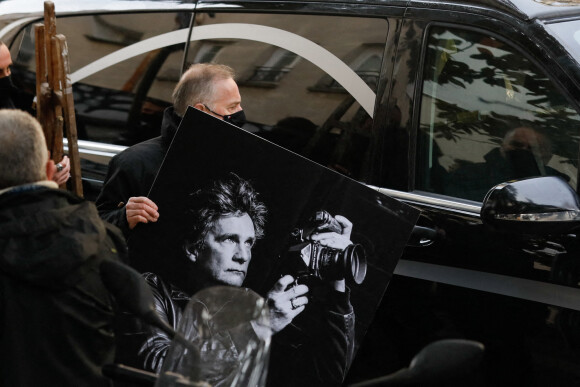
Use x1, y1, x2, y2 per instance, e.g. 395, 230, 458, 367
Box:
172, 63, 236, 117
0, 109, 48, 189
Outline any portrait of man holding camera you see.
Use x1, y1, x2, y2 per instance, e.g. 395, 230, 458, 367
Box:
121, 107, 418, 386
117, 172, 358, 386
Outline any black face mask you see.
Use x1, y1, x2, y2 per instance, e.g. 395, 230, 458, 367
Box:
223, 109, 247, 127
0, 75, 13, 89
204, 105, 246, 128
0, 76, 16, 109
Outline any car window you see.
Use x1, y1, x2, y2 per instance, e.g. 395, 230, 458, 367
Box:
186, 12, 387, 183
10, 11, 191, 146
416, 26, 580, 202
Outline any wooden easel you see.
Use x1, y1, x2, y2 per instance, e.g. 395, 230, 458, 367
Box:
34, 1, 83, 197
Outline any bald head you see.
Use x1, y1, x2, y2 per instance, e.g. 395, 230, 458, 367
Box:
0, 109, 48, 189
172, 63, 236, 117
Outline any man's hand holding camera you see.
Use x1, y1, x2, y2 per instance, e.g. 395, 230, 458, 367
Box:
267, 213, 358, 331
308, 215, 353, 293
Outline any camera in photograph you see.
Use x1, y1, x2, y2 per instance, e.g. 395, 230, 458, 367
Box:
285, 211, 367, 285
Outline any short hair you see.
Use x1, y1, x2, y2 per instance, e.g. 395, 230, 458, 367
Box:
183, 173, 267, 252
172, 63, 236, 117
0, 109, 48, 189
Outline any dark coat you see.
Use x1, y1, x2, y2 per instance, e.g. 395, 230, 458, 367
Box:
95, 107, 181, 237
116, 273, 355, 387
0, 76, 34, 111
0, 183, 127, 386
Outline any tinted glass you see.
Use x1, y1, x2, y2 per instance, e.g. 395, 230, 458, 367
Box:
416, 26, 580, 202
186, 13, 387, 182
10, 12, 190, 145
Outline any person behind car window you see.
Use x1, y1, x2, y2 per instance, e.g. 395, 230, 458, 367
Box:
95, 63, 246, 238
446, 125, 569, 201
0, 109, 127, 386
115, 172, 355, 387
0, 40, 71, 186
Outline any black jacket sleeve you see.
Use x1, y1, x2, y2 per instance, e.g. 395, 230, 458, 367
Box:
114, 273, 187, 373
95, 152, 134, 237
267, 288, 356, 387
95, 138, 165, 239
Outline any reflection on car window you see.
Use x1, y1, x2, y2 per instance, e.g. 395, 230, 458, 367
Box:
10, 11, 387, 182
416, 26, 580, 202
187, 13, 387, 182
11, 12, 189, 146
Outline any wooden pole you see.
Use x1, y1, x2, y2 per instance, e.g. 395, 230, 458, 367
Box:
34, 1, 83, 197
36, 1, 63, 164
54, 35, 83, 196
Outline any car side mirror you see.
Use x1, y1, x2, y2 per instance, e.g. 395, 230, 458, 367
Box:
481, 176, 580, 234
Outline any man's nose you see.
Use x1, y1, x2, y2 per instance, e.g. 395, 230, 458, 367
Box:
233, 244, 251, 263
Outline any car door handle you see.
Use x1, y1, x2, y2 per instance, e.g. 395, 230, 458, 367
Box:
408, 225, 438, 247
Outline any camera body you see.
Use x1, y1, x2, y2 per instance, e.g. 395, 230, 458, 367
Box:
285, 211, 366, 285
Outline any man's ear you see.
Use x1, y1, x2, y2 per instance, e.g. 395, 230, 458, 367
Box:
193, 103, 206, 112
46, 158, 56, 181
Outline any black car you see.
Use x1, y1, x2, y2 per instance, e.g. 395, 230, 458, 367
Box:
2, 0, 580, 385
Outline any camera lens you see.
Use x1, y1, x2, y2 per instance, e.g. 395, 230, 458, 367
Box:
315, 243, 367, 284
343, 244, 367, 284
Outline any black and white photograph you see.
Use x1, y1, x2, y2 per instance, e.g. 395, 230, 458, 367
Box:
125, 107, 419, 386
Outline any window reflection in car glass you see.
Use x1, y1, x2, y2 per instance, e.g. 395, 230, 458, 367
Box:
188, 13, 387, 182
10, 11, 388, 182
11, 12, 189, 146
417, 26, 579, 202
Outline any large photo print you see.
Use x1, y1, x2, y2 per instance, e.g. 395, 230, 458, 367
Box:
127, 107, 420, 386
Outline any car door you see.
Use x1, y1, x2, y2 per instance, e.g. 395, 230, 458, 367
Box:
188, 0, 408, 379
366, 4, 580, 386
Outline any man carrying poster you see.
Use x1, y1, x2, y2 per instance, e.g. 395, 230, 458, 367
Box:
95, 63, 245, 238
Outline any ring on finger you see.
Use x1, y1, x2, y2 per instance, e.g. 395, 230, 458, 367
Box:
56, 163, 64, 172
290, 298, 298, 310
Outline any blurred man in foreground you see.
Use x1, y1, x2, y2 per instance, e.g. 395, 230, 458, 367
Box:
0, 109, 126, 386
